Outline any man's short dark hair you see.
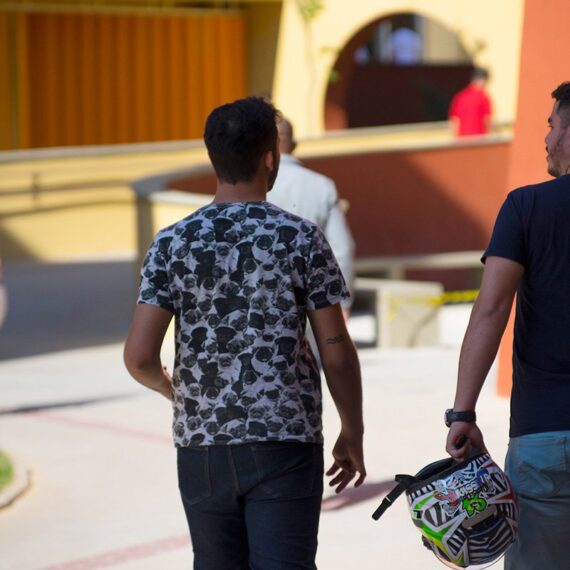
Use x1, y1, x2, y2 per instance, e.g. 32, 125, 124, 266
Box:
552, 82, 570, 129
472, 67, 489, 82
204, 97, 280, 184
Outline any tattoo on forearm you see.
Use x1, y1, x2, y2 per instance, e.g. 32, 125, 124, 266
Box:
326, 334, 346, 345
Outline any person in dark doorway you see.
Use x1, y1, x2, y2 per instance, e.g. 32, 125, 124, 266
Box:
445, 82, 570, 570
124, 97, 366, 570
449, 67, 492, 137
389, 27, 422, 65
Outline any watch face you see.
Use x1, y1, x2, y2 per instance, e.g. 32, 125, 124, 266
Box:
444, 408, 453, 427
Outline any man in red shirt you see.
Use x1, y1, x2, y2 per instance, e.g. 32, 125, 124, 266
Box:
449, 68, 492, 137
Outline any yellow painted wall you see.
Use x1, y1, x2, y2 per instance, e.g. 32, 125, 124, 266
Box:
0, 144, 209, 260
243, 3, 282, 97
1, 10, 246, 150
272, 0, 524, 135
148, 192, 210, 234
1, 185, 135, 259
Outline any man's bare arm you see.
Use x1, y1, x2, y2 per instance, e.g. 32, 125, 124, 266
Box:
124, 303, 174, 400
308, 303, 365, 493
446, 256, 524, 460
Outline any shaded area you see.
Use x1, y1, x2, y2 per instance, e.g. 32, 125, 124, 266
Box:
0, 258, 137, 360
0, 228, 35, 259
321, 480, 397, 512
0, 394, 133, 415
345, 64, 472, 128
324, 13, 473, 130
307, 143, 510, 290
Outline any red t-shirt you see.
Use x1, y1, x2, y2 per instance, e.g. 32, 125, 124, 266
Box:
449, 85, 492, 136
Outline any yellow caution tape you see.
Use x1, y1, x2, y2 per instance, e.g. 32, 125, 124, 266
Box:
386, 290, 479, 321
440, 290, 479, 304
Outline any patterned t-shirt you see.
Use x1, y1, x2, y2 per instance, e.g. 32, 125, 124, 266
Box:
138, 201, 349, 446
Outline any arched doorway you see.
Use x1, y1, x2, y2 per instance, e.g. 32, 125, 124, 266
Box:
325, 13, 475, 130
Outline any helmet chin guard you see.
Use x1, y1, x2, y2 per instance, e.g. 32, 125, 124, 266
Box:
372, 450, 518, 569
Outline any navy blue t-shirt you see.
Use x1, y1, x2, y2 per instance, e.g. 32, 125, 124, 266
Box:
484, 175, 570, 437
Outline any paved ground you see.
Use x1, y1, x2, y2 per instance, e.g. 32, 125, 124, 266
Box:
0, 258, 509, 570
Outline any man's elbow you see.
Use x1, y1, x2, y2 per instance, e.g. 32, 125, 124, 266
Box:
321, 341, 359, 375
124, 345, 156, 378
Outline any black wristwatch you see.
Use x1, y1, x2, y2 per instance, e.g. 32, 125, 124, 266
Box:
444, 408, 476, 427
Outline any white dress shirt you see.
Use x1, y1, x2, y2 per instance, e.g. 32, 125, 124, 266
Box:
268, 154, 355, 308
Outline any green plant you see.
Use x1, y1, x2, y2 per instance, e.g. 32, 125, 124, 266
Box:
0, 451, 14, 490
297, 0, 325, 22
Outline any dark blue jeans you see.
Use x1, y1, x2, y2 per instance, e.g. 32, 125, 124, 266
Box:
177, 442, 324, 570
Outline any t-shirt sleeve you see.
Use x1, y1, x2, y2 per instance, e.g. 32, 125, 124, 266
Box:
482, 193, 526, 266
306, 227, 350, 310
137, 234, 175, 313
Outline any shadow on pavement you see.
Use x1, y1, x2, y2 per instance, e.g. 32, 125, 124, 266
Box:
0, 259, 138, 360
321, 480, 397, 512
0, 394, 134, 415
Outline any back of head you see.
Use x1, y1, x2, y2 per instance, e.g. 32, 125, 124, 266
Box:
552, 82, 570, 129
277, 117, 297, 154
204, 97, 280, 184
471, 67, 489, 84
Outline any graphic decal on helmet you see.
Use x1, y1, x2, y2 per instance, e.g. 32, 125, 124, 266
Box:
372, 451, 519, 569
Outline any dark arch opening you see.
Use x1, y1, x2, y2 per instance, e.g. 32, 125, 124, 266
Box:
324, 13, 475, 130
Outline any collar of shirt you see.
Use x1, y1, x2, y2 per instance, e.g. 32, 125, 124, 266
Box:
280, 154, 303, 167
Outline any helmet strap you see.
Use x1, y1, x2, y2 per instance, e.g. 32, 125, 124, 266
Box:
372, 474, 417, 521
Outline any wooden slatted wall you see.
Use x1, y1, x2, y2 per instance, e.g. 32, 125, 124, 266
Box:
1, 11, 246, 149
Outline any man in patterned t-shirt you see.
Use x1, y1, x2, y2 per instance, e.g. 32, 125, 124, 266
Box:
124, 97, 365, 569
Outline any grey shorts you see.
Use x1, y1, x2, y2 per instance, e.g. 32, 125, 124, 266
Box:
505, 431, 570, 570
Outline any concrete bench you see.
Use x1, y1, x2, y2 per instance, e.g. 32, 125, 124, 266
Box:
354, 277, 443, 348
354, 251, 483, 280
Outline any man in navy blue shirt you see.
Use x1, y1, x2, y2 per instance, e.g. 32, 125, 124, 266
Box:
445, 82, 570, 569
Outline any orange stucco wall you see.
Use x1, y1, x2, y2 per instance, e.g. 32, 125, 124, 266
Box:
497, 0, 569, 397
306, 143, 510, 259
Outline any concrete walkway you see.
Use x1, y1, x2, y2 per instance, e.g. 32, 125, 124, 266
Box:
0, 259, 509, 570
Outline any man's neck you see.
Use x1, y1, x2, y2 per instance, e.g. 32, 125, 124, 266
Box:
213, 179, 267, 204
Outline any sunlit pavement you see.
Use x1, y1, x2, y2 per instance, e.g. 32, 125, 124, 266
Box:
0, 260, 508, 570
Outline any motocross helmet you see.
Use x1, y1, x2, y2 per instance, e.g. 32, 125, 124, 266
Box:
372, 451, 518, 569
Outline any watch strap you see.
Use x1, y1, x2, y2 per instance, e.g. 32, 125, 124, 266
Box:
445, 409, 476, 426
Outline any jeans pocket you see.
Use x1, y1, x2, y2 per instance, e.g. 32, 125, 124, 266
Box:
252, 442, 324, 500
507, 435, 567, 499
177, 447, 212, 506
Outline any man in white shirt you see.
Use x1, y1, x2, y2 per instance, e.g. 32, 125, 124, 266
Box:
268, 118, 355, 318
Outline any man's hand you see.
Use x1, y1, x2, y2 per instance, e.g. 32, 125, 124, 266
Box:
157, 366, 174, 401
326, 430, 366, 494
446, 422, 487, 462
